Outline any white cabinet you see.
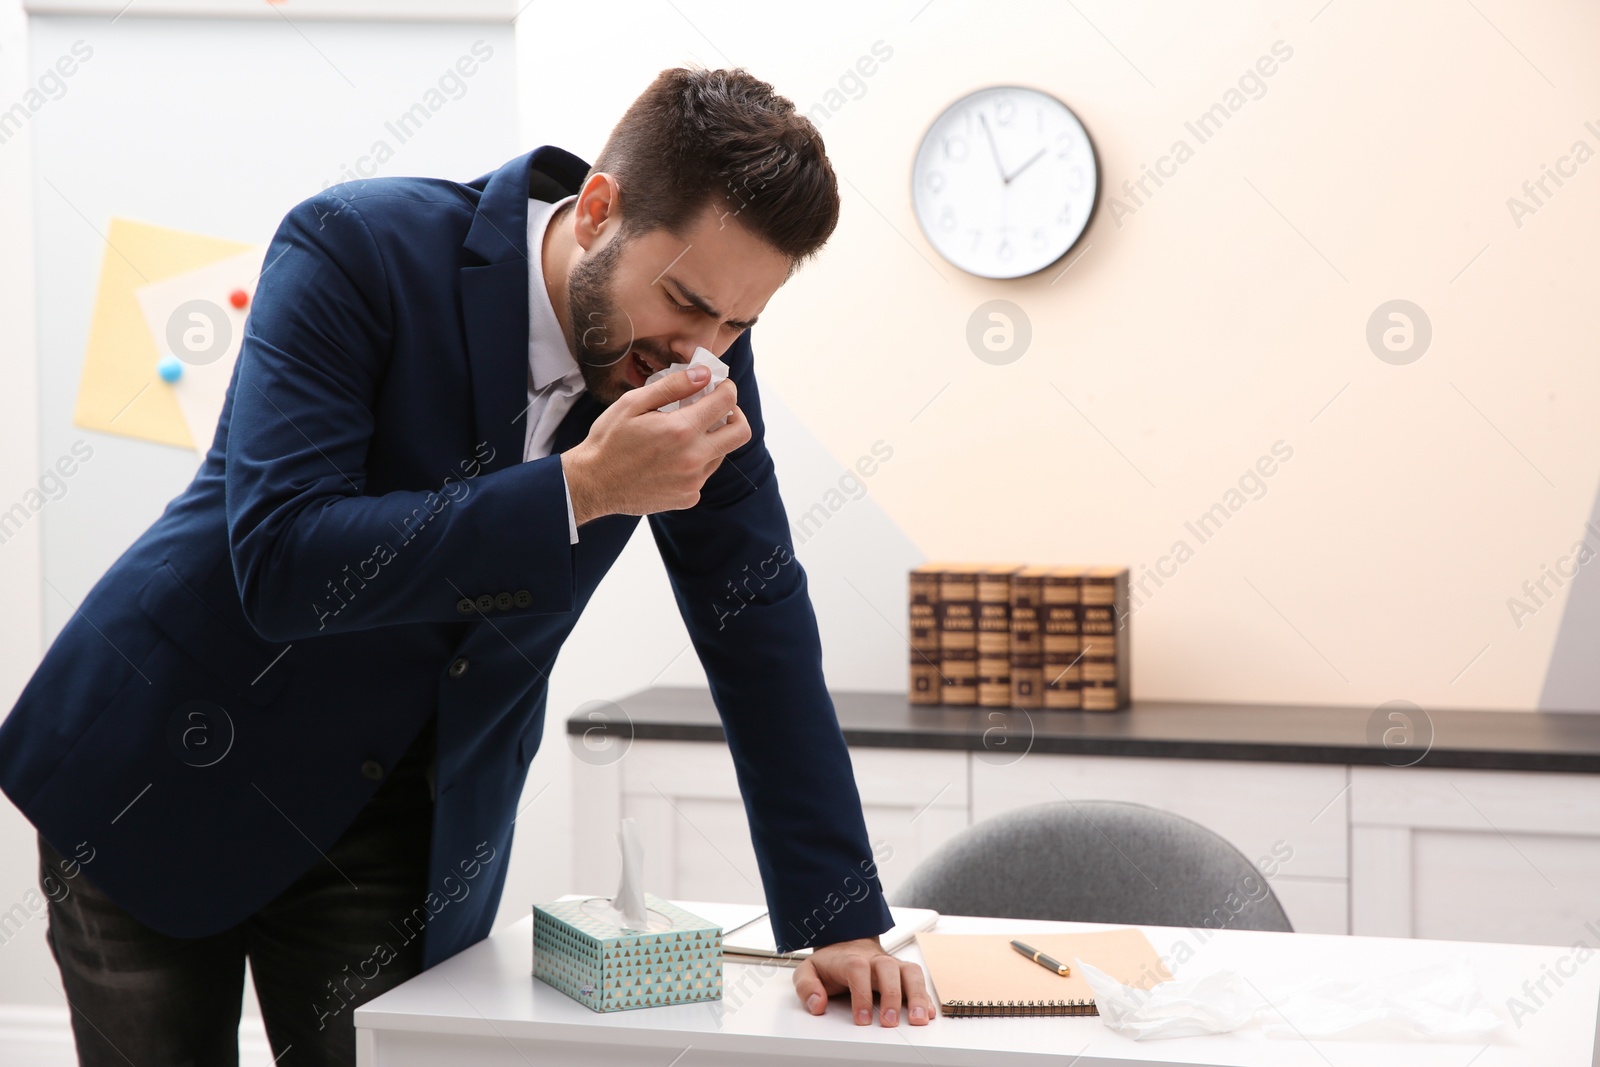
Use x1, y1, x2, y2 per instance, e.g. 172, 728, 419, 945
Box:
573, 739, 1600, 947
969, 753, 1351, 934
571, 741, 967, 904
1351, 766, 1600, 946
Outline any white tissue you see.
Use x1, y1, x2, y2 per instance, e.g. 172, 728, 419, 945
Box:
1259, 962, 1502, 1041
644, 346, 730, 426
1076, 958, 1504, 1043
1077, 959, 1257, 1041
614, 817, 649, 930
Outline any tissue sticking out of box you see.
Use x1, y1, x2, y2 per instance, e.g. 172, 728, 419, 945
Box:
614, 816, 649, 929
643, 346, 730, 427
573, 817, 668, 933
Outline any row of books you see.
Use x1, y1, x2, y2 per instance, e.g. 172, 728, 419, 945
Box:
909, 564, 1131, 712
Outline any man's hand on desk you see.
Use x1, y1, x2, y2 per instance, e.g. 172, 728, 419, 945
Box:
793, 937, 936, 1027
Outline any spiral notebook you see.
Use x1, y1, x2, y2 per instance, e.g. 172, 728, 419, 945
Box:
914, 927, 1171, 1017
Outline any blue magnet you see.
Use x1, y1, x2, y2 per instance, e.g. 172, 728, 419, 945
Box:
158, 354, 183, 382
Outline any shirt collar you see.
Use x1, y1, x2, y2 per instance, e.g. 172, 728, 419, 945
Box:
527, 193, 584, 394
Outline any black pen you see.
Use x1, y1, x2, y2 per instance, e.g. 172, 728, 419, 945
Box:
1010, 939, 1070, 976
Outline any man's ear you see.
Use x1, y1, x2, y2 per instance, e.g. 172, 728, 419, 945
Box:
573, 172, 621, 253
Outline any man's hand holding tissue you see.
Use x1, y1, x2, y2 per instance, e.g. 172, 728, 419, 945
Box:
562, 363, 750, 524
793, 937, 937, 1027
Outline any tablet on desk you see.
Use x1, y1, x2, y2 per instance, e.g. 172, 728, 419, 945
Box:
673, 900, 940, 966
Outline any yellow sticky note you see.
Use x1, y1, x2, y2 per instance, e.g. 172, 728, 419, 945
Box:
73, 218, 257, 450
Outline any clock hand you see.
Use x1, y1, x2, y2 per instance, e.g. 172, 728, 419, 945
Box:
978, 112, 1008, 183
1002, 147, 1046, 185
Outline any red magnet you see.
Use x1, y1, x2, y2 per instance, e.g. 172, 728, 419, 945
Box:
229, 288, 249, 309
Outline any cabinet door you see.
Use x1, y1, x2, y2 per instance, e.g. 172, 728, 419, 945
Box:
971, 753, 1350, 934
1352, 766, 1600, 945
582, 740, 969, 905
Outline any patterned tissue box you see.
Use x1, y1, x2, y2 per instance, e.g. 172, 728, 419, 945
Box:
533, 892, 722, 1012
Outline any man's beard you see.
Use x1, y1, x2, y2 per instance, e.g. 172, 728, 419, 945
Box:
565, 231, 661, 405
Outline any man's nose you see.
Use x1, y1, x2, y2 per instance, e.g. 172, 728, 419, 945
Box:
669, 332, 719, 362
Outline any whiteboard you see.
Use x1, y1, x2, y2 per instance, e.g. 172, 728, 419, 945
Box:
29, 12, 521, 639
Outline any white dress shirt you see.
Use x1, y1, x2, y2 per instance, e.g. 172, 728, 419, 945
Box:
524, 193, 585, 544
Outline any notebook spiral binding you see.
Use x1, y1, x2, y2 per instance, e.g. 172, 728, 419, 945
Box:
943, 998, 1098, 1017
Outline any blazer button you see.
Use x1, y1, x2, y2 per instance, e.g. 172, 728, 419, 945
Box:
456, 597, 475, 614
448, 658, 469, 679
476, 594, 495, 612
361, 760, 384, 781
513, 590, 532, 608
495, 592, 513, 611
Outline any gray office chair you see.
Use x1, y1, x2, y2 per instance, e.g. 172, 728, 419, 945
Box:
890, 800, 1293, 932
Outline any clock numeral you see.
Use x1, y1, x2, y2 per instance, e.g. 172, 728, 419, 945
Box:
925, 170, 945, 194
997, 238, 1013, 261
1066, 167, 1087, 193
969, 228, 982, 251
942, 136, 968, 162
940, 206, 958, 231
1058, 203, 1076, 226
994, 97, 1016, 127
1032, 227, 1048, 251
1036, 107, 1044, 134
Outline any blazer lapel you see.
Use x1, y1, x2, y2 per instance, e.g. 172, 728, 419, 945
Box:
458, 145, 592, 474
552, 391, 602, 455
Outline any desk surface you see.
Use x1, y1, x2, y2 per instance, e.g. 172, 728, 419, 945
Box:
569, 685, 1600, 773
355, 912, 1599, 1067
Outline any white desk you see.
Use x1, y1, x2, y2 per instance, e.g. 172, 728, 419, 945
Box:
355, 914, 1600, 1066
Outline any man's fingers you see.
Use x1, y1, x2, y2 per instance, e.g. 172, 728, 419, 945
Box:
705, 402, 750, 455
901, 961, 936, 1024
683, 378, 738, 434
872, 955, 903, 1026
792, 959, 829, 1015
844, 956, 874, 1025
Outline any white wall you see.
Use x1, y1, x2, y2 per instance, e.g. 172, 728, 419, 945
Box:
0, 0, 47, 1022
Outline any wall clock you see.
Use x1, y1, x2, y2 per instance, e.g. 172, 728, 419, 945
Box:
910, 85, 1098, 280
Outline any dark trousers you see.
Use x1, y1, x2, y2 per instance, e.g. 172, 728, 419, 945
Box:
39, 720, 438, 1067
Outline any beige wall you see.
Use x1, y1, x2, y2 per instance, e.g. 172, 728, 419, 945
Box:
522, 0, 1600, 714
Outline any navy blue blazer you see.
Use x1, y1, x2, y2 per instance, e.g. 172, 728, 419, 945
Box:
0, 145, 893, 968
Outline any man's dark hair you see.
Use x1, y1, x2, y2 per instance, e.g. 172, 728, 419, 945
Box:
588, 65, 840, 272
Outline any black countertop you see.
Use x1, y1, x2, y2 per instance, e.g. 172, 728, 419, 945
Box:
568, 687, 1600, 774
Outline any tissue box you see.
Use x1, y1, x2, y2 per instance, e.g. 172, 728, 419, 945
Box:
533, 893, 722, 1012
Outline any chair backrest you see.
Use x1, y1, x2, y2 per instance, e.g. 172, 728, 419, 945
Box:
889, 800, 1293, 933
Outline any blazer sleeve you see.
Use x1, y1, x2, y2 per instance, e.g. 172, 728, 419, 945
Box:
225, 191, 577, 642
647, 330, 895, 952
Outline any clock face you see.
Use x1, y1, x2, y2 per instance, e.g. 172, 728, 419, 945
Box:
911, 85, 1098, 279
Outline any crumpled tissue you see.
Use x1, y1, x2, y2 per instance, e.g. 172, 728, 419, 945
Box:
1077, 959, 1258, 1040
1077, 958, 1504, 1043
644, 346, 730, 426
1258, 962, 1503, 1041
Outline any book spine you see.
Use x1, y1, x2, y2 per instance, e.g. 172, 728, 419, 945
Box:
908, 567, 942, 705
1008, 572, 1043, 708
938, 568, 979, 706
1080, 568, 1130, 711
976, 570, 1013, 707
1041, 570, 1082, 710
